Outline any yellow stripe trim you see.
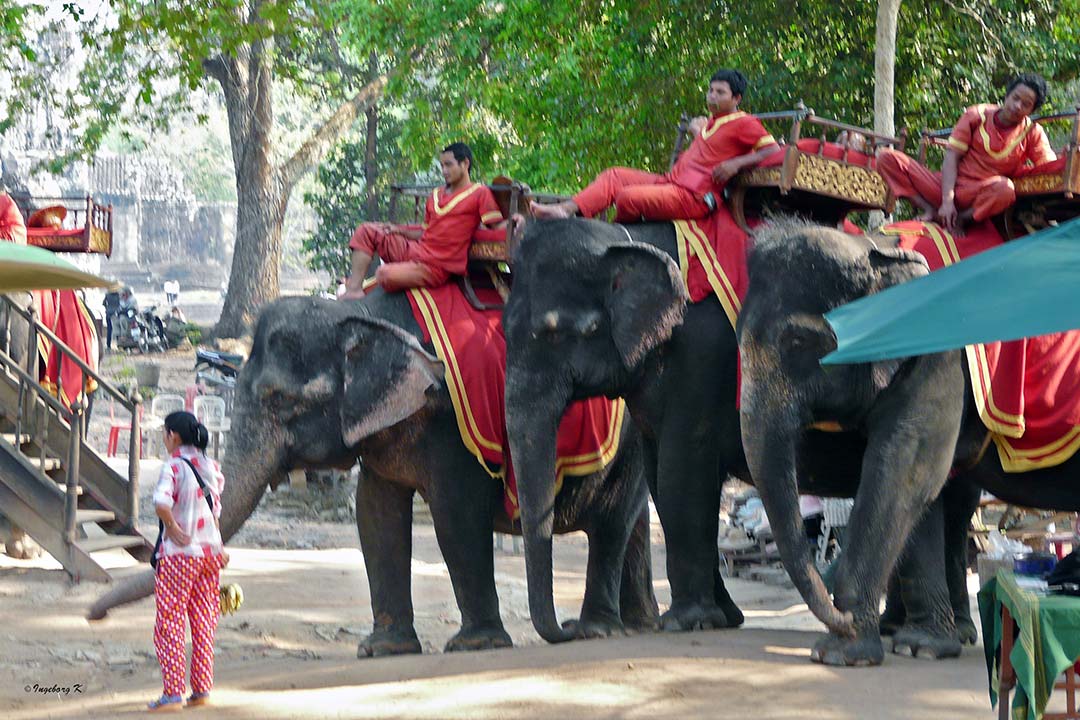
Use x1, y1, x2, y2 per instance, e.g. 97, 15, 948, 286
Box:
673, 219, 741, 329
480, 211, 504, 224
431, 183, 482, 217
947, 136, 969, 153
753, 135, 777, 150
977, 107, 1032, 161
410, 289, 503, 484
701, 111, 748, 140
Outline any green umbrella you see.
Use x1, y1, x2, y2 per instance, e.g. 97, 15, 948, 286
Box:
0, 242, 115, 292
822, 216, 1080, 364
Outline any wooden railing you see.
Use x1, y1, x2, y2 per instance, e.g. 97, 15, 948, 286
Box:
0, 294, 141, 532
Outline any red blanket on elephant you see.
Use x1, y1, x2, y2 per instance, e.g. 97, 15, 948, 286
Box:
672, 207, 749, 330
33, 289, 99, 409
405, 284, 626, 519
884, 220, 1080, 471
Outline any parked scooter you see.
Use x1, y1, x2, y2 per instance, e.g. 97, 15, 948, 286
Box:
194, 348, 243, 390
115, 305, 168, 353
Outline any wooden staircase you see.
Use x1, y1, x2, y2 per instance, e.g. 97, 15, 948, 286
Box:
0, 295, 153, 582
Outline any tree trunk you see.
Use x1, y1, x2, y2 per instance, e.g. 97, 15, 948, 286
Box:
364, 53, 380, 221
874, 0, 902, 138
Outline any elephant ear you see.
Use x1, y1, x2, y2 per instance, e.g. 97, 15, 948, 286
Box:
868, 246, 929, 293
337, 316, 445, 446
600, 242, 689, 370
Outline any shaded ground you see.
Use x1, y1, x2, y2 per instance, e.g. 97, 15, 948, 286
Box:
0, 322, 1006, 718
0, 505, 999, 719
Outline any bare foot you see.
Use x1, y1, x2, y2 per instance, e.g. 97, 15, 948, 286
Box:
339, 288, 366, 301
530, 200, 574, 219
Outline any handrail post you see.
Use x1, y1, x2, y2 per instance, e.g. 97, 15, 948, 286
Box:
127, 386, 142, 530
65, 401, 83, 544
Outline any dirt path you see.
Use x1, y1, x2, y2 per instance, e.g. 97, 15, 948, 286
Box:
0, 511, 998, 719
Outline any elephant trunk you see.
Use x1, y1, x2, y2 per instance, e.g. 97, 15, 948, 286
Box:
741, 394, 854, 637
506, 382, 574, 644
87, 392, 282, 620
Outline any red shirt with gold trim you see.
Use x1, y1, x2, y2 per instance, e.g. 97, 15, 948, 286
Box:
948, 104, 1056, 183
0, 192, 27, 244
416, 183, 503, 276
668, 111, 778, 195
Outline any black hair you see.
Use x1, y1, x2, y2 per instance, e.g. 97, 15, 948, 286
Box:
441, 142, 474, 174
1007, 73, 1049, 111
164, 411, 209, 451
710, 68, 748, 98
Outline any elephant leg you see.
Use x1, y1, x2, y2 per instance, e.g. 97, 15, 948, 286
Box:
889, 495, 962, 660
814, 423, 953, 667
426, 463, 512, 653
654, 418, 736, 631
355, 470, 422, 658
943, 476, 981, 645
566, 445, 653, 640
879, 572, 906, 636
620, 503, 660, 633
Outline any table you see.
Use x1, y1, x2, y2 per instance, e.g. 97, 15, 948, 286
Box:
979, 569, 1080, 719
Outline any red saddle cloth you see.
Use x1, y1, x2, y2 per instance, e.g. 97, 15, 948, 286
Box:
33, 289, 99, 409
884, 220, 1080, 471
405, 283, 626, 519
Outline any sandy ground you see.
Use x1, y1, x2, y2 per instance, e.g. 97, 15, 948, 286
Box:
0, 344, 1007, 718
0, 480, 1001, 720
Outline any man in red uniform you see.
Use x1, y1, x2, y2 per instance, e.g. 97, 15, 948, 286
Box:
877, 73, 1056, 233
341, 143, 506, 299
531, 69, 781, 222
0, 191, 27, 244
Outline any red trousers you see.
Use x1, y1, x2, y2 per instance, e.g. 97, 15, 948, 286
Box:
573, 167, 711, 223
154, 555, 221, 697
349, 223, 449, 292
877, 148, 1016, 222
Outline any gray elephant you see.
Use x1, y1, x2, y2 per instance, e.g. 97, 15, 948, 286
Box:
737, 219, 1080, 666
504, 218, 749, 643
88, 292, 659, 654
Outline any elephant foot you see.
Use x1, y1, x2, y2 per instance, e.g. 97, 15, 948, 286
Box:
562, 613, 627, 640
357, 628, 422, 659
810, 631, 884, 667
444, 626, 513, 653
954, 614, 978, 645
879, 609, 905, 637
659, 600, 742, 632
622, 611, 659, 634
890, 625, 962, 660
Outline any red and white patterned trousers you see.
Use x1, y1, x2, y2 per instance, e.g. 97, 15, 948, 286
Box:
153, 554, 221, 696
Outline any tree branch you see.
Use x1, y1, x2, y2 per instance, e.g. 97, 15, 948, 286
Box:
279, 67, 397, 190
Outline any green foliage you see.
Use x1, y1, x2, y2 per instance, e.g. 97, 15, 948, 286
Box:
0, 2, 43, 134
301, 112, 419, 279
364, 0, 1080, 192
184, 324, 203, 346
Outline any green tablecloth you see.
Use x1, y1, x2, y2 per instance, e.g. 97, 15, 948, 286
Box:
978, 569, 1080, 720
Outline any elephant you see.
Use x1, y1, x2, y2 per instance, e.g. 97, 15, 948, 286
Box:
737, 218, 1080, 666
504, 218, 749, 643
87, 292, 660, 655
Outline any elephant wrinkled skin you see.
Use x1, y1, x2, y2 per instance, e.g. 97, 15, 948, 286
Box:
738, 220, 1080, 666
87, 292, 659, 655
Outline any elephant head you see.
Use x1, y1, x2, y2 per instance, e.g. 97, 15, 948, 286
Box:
504, 218, 687, 642
88, 295, 443, 619
736, 220, 931, 636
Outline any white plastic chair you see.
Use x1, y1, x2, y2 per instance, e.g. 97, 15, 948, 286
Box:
144, 393, 186, 453
193, 395, 230, 457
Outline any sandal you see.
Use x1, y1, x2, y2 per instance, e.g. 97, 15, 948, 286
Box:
147, 694, 183, 712
186, 692, 211, 707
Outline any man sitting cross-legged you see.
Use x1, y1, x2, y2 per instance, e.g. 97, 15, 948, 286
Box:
341, 143, 507, 300
876, 72, 1057, 233
531, 68, 781, 223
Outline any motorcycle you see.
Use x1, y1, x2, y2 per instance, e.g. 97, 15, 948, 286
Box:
194, 348, 243, 390
115, 305, 168, 353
